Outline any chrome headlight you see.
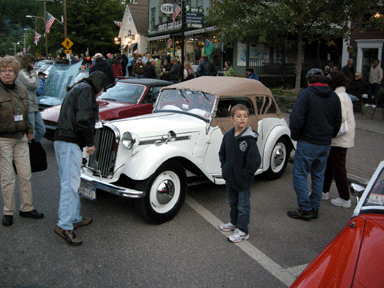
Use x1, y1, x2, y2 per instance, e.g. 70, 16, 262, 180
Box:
122, 131, 136, 150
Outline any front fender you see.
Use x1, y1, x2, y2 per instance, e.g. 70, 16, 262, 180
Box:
262, 126, 292, 171
120, 143, 210, 181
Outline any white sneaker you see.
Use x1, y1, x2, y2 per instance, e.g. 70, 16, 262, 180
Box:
330, 198, 351, 208
219, 222, 237, 232
365, 103, 371, 107
372, 104, 376, 108
228, 229, 249, 243
322, 192, 329, 200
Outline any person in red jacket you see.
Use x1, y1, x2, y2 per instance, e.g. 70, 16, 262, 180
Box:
112, 56, 123, 78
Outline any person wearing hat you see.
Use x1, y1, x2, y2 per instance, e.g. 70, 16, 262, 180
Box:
89, 53, 115, 87
36, 71, 46, 96
287, 68, 342, 221
133, 57, 145, 78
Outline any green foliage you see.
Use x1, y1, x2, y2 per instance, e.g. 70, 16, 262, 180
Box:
270, 86, 299, 98
1, 0, 125, 58
208, 0, 383, 90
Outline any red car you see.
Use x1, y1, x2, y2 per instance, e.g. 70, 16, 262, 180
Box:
291, 160, 384, 288
41, 78, 172, 140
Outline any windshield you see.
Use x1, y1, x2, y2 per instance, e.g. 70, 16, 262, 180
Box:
154, 89, 215, 120
98, 82, 146, 104
364, 168, 384, 207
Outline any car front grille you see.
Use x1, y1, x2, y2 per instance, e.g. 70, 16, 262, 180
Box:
87, 125, 119, 178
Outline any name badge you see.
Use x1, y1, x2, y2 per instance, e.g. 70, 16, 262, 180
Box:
95, 121, 103, 129
14, 114, 23, 121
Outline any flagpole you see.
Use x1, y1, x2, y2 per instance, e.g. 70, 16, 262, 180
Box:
35, 0, 54, 58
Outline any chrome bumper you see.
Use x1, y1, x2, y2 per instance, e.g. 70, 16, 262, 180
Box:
81, 174, 145, 199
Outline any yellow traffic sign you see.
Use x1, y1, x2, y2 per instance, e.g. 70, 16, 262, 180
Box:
64, 50, 72, 54
62, 38, 73, 49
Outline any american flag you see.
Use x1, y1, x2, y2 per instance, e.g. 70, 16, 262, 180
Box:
172, 3, 181, 27
34, 32, 41, 45
45, 12, 56, 33
114, 21, 122, 28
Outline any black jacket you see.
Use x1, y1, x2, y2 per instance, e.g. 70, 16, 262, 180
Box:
54, 71, 108, 148
164, 62, 181, 82
289, 84, 342, 146
219, 127, 261, 191
196, 60, 217, 77
144, 64, 157, 79
89, 58, 115, 87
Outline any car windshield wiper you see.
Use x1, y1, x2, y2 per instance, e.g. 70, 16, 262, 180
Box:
99, 98, 117, 101
177, 89, 189, 103
199, 91, 211, 102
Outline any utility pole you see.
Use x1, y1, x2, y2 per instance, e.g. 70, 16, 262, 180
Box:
181, 0, 185, 71
36, 0, 54, 57
63, 0, 67, 39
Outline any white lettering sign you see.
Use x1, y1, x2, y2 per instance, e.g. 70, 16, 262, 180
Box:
161, 4, 174, 14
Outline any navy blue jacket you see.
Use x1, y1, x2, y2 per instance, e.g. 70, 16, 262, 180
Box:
219, 127, 261, 191
289, 83, 342, 146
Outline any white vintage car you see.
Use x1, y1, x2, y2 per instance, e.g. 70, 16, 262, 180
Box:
80, 76, 295, 223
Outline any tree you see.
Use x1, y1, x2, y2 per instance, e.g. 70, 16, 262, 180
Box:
1, 0, 125, 58
208, 0, 382, 91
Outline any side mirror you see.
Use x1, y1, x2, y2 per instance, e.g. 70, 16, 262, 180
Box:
350, 183, 365, 198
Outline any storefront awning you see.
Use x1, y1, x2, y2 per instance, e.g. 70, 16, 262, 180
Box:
148, 34, 171, 41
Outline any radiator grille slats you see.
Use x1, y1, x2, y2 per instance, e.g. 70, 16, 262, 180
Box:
87, 127, 117, 178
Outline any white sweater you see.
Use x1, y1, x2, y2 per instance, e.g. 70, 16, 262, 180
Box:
332, 86, 355, 148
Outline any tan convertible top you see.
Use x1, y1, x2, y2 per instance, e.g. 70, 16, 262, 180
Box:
163, 76, 273, 98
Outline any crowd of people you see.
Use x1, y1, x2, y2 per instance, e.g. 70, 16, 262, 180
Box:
1, 49, 382, 245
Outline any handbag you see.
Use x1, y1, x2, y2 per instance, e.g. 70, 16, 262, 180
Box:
28, 140, 48, 172
337, 120, 349, 136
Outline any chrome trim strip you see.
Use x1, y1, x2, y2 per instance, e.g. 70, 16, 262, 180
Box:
139, 135, 191, 146
81, 174, 145, 199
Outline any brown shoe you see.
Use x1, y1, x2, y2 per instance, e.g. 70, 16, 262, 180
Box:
54, 226, 83, 246
73, 217, 93, 229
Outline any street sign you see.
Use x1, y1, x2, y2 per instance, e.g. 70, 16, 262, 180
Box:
185, 6, 204, 13
62, 38, 73, 50
186, 23, 203, 28
64, 49, 72, 54
186, 12, 204, 25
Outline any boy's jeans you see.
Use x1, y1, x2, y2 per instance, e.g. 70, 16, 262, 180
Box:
226, 185, 251, 234
54, 141, 83, 230
292, 140, 330, 212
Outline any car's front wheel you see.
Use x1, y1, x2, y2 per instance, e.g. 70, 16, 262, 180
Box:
135, 161, 187, 224
265, 137, 289, 180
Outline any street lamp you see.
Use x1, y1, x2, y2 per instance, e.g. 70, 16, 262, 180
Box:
26, 15, 47, 57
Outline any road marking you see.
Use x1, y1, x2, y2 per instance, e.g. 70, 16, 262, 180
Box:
186, 196, 307, 287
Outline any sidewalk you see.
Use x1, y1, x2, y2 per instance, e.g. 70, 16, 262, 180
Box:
283, 105, 384, 185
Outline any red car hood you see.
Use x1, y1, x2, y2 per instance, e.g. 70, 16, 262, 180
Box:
41, 100, 152, 122
291, 214, 384, 288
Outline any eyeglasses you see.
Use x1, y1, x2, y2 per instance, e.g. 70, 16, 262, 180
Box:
0, 69, 15, 74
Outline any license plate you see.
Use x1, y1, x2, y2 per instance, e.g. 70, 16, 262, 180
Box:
79, 181, 96, 200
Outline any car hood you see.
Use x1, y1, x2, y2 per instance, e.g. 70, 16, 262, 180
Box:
108, 112, 206, 138
41, 100, 147, 123
38, 62, 82, 108
291, 214, 384, 288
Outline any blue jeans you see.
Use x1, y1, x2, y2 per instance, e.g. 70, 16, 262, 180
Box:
29, 111, 46, 142
292, 141, 330, 211
226, 185, 251, 234
54, 141, 83, 230
135, 74, 143, 79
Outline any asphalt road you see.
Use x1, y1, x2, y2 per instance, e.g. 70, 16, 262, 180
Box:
0, 139, 358, 288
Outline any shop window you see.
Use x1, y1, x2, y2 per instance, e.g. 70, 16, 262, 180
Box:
216, 98, 255, 118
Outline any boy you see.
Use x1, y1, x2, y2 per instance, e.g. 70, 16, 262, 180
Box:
219, 104, 261, 243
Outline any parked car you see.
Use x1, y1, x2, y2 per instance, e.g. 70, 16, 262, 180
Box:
38, 61, 82, 110
291, 160, 384, 288
79, 76, 295, 224
41, 78, 173, 140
